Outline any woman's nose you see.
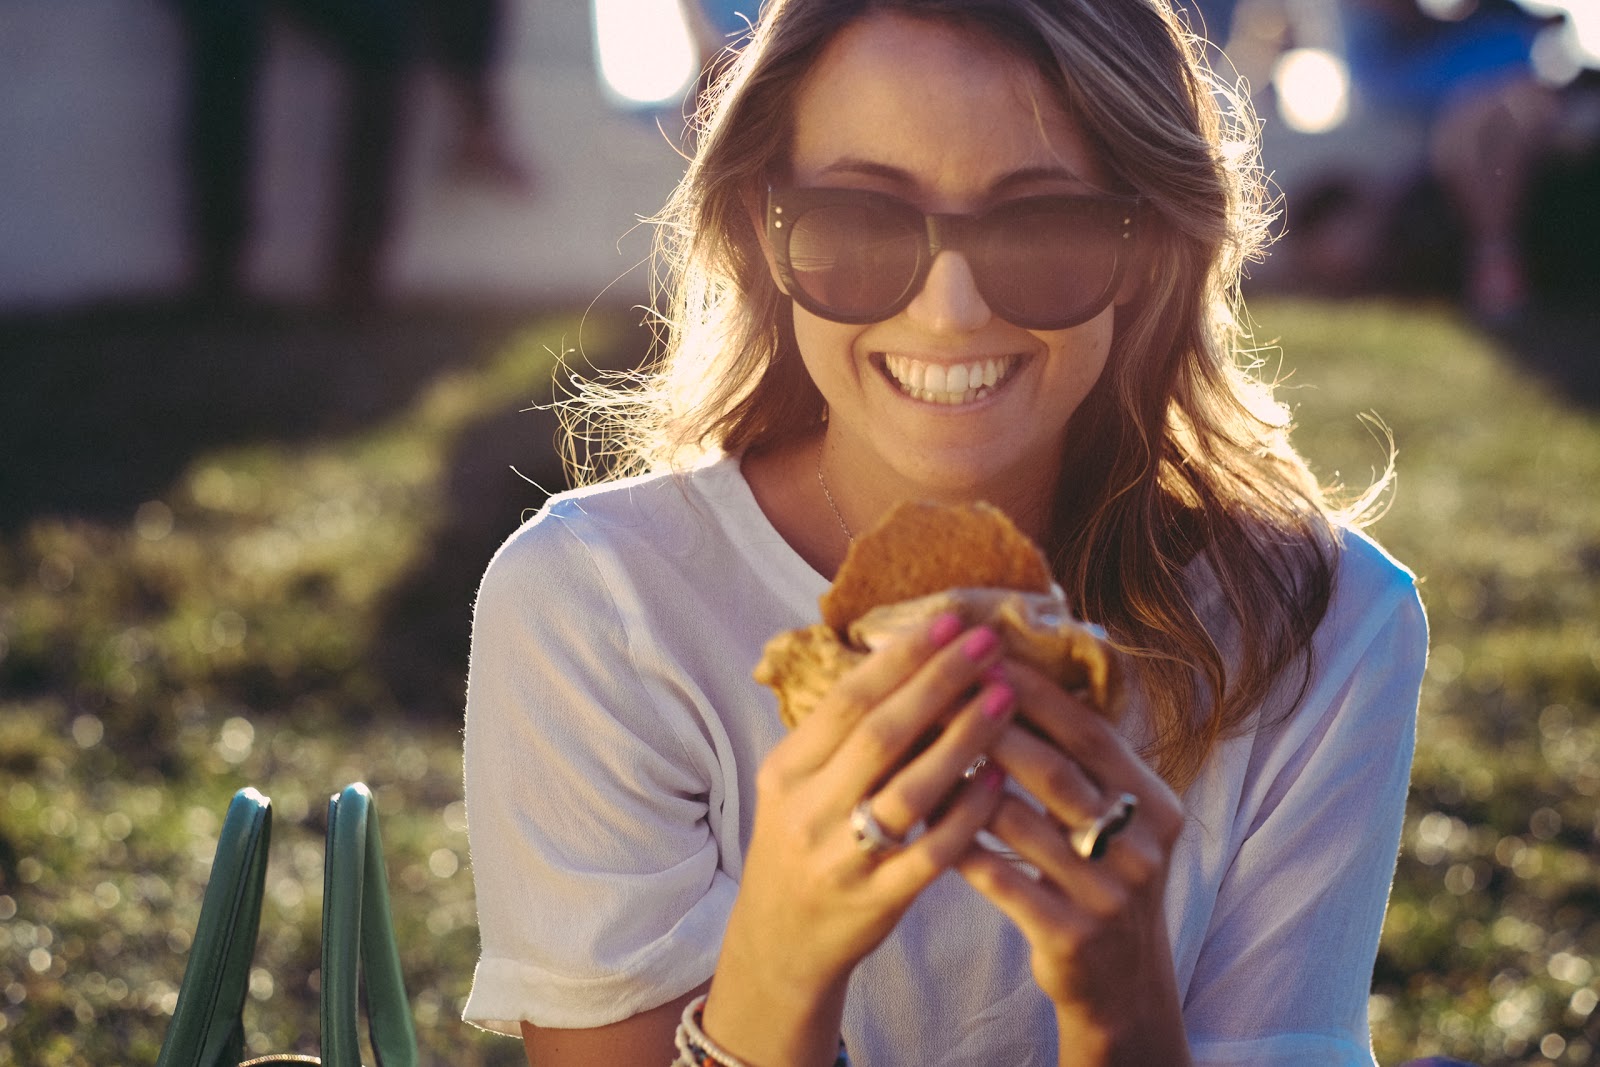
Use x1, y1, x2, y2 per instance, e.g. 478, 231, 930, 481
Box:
903, 250, 993, 333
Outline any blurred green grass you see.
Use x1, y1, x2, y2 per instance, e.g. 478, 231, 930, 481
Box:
1251, 299, 1600, 1066
0, 297, 1596, 1065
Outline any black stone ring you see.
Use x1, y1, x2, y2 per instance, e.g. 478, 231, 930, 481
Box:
1070, 792, 1139, 861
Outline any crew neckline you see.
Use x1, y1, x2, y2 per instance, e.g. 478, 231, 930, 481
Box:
689, 453, 831, 601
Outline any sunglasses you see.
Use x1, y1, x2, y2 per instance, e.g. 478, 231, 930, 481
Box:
766, 185, 1141, 330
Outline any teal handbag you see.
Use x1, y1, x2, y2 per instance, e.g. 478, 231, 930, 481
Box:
155, 783, 419, 1067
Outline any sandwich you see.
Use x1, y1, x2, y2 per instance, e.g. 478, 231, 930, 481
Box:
754, 500, 1123, 727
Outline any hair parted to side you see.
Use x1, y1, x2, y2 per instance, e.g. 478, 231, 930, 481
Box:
558, 0, 1391, 791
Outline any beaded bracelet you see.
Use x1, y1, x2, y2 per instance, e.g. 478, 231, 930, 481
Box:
672, 994, 851, 1067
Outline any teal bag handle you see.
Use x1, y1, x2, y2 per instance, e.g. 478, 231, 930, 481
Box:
156, 788, 273, 1067
320, 783, 418, 1067
154, 783, 418, 1067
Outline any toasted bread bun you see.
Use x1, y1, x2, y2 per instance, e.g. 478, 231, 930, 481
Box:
818, 501, 1054, 630
754, 501, 1121, 728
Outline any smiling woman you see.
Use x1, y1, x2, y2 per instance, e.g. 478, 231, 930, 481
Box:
461, 2, 1428, 1066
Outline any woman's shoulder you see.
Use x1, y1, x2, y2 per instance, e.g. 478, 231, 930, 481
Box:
1185, 519, 1419, 638
1307, 525, 1429, 688
487, 456, 743, 568
1328, 524, 1423, 622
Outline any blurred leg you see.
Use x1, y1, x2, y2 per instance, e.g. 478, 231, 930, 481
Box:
421, 0, 533, 189
173, 0, 269, 302
1429, 79, 1558, 320
423, 0, 495, 81
285, 0, 414, 307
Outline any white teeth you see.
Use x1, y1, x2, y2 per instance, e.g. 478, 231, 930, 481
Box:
881, 354, 1017, 405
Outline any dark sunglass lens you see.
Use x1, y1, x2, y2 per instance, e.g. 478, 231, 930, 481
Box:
978, 200, 1126, 327
787, 201, 923, 319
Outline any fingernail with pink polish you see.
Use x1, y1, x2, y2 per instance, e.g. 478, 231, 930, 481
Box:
982, 663, 1008, 686
961, 627, 999, 660
981, 764, 1006, 791
980, 684, 1014, 721
929, 612, 963, 646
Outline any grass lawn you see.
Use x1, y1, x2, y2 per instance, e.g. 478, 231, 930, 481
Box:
0, 296, 1595, 1065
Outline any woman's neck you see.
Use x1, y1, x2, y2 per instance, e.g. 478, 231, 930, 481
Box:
819, 427, 1057, 542
742, 428, 1058, 580
741, 433, 851, 579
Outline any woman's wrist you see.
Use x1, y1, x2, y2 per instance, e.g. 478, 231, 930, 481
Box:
697, 889, 856, 1063
698, 970, 849, 1067
677, 993, 851, 1067
1053, 1003, 1192, 1067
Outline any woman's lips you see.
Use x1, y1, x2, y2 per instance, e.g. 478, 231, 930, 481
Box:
876, 352, 1022, 405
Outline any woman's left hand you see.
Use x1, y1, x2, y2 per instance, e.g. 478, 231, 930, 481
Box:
956, 660, 1192, 1066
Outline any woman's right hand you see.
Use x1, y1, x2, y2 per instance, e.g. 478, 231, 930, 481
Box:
701, 611, 1016, 1065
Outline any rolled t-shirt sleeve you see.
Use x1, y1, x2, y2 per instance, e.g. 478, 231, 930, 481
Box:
461, 512, 735, 1034
1183, 560, 1428, 1065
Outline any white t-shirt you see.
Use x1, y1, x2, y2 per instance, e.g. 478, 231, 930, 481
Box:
462, 455, 1427, 1066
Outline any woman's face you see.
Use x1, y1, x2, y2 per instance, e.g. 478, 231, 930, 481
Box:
768, 11, 1125, 511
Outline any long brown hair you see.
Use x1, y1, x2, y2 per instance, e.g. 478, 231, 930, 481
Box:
562, 0, 1385, 791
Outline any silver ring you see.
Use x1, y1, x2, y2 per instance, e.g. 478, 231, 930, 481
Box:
962, 755, 990, 780
850, 798, 913, 856
1070, 792, 1138, 861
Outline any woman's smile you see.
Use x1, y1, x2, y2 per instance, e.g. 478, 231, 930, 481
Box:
872, 351, 1025, 407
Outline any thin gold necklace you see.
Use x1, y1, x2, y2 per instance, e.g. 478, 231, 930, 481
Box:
815, 442, 853, 542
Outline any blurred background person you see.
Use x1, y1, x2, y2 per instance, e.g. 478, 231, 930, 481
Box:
172, 0, 531, 310
1242, 0, 1575, 321
1335, 0, 1558, 320
426, 0, 536, 192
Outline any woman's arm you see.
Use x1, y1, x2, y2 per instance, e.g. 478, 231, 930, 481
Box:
699, 615, 1016, 1063
1174, 586, 1428, 1062
519, 983, 707, 1066
486, 604, 1016, 1066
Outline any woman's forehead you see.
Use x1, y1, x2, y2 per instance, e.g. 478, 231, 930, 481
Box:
787, 12, 1107, 199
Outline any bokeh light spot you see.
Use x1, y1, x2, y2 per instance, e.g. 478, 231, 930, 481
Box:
428, 848, 460, 879
1272, 48, 1350, 133
593, 0, 698, 107
72, 713, 104, 749
217, 716, 255, 764
134, 500, 174, 541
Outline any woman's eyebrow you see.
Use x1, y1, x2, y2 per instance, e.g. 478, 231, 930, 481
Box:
808, 159, 1096, 195
810, 159, 916, 184
988, 165, 1097, 196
